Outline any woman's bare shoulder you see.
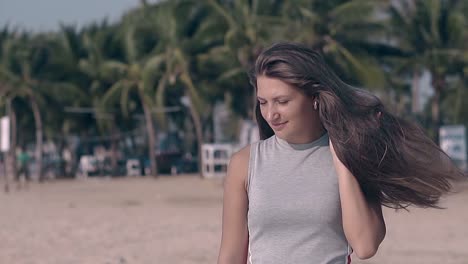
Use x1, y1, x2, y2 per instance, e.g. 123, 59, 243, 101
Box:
231, 144, 251, 165
225, 144, 251, 189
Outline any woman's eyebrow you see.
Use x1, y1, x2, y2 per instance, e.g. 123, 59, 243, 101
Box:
257, 95, 289, 101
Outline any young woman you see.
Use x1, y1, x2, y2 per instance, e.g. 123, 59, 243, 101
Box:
217, 42, 463, 264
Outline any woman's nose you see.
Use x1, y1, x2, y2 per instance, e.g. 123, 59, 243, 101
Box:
266, 107, 279, 121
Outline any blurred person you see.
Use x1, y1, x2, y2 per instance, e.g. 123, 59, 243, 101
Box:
217, 42, 464, 264
16, 146, 31, 189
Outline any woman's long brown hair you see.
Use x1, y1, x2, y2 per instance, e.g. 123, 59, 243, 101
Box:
249, 42, 465, 209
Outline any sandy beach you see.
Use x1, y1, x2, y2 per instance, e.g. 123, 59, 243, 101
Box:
1, 175, 467, 264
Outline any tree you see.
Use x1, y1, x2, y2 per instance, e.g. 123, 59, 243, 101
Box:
0, 33, 47, 181
95, 18, 164, 177
78, 22, 134, 176
280, 0, 396, 89
1, 31, 86, 181
204, 0, 285, 118
0, 27, 17, 190
134, 0, 225, 176
386, 0, 467, 141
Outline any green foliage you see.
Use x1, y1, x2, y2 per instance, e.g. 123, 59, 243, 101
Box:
0, 0, 466, 149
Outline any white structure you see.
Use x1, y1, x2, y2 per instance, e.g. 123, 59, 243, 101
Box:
237, 119, 259, 150
201, 144, 233, 179
213, 101, 231, 143
76, 155, 98, 179
201, 119, 260, 179
1, 116, 10, 152
126, 159, 141, 176
440, 125, 467, 171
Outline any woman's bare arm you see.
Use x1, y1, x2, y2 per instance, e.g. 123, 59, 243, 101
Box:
217, 146, 250, 264
330, 140, 386, 259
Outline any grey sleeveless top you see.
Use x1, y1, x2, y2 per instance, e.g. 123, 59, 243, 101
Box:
246, 133, 351, 264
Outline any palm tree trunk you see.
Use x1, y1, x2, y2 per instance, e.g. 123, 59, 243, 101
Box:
237, 49, 258, 120
138, 86, 158, 177
180, 73, 204, 178
30, 97, 43, 182
11, 106, 17, 180
186, 95, 204, 178
431, 73, 444, 144
4, 100, 17, 192
453, 83, 463, 124
110, 127, 119, 176
57, 137, 66, 177
431, 89, 440, 144
412, 70, 420, 114
397, 94, 406, 116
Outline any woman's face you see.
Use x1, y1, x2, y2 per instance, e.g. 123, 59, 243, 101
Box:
256, 76, 320, 144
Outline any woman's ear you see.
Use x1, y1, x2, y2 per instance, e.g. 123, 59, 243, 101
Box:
311, 93, 319, 110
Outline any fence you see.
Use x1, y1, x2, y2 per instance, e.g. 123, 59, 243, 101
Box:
201, 144, 233, 179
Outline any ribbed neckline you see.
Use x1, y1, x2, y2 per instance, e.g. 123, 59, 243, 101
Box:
275, 132, 329, 151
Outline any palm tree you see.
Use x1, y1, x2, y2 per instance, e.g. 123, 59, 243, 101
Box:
77, 22, 132, 176
386, 0, 468, 142
141, 0, 228, 177
94, 19, 164, 177
280, 0, 394, 89
0, 27, 17, 191
204, 0, 285, 119
1, 31, 86, 181
205, 0, 396, 119
41, 25, 96, 177
0, 33, 46, 181
0, 88, 18, 191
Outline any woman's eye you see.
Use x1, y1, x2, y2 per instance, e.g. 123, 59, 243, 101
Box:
259, 101, 266, 105
278, 101, 289, 105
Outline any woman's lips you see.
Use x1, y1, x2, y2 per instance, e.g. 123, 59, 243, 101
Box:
271, 121, 288, 131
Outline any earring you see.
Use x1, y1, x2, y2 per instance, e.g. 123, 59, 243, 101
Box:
313, 101, 318, 110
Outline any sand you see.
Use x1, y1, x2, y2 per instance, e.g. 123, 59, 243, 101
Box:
1, 175, 467, 264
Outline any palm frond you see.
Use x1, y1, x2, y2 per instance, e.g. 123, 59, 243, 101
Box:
142, 54, 166, 89
102, 79, 131, 109
334, 43, 385, 89
217, 67, 245, 81
206, 0, 237, 28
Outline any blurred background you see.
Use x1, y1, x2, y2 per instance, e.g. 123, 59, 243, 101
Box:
0, 0, 467, 263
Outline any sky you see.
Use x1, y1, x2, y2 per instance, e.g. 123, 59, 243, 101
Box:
0, 0, 154, 32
